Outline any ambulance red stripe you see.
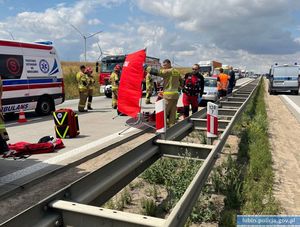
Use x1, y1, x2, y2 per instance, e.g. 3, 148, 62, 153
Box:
3, 83, 62, 91
0, 40, 53, 50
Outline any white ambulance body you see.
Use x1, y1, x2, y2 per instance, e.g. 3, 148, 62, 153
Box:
0, 40, 64, 115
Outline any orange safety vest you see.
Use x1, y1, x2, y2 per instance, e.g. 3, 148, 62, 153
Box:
217, 73, 229, 90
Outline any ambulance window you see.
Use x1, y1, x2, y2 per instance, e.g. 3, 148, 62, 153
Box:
0, 54, 23, 79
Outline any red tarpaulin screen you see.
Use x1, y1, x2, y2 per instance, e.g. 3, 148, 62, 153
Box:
118, 49, 146, 118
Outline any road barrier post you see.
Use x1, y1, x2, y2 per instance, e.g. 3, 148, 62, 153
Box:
207, 102, 218, 145
155, 99, 166, 139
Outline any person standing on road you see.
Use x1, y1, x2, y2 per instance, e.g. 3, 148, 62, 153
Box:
109, 64, 122, 109
182, 64, 204, 118
228, 66, 235, 94
149, 59, 183, 127
76, 65, 86, 86
85, 67, 95, 110
145, 67, 154, 104
217, 68, 230, 98
0, 75, 13, 153
77, 67, 90, 112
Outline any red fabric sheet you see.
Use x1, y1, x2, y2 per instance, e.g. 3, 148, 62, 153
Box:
118, 49, 146, 118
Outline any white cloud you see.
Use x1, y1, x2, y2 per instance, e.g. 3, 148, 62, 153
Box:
136, 0, 300, 55
0, 0, 299, 72
88, 18, 102, 25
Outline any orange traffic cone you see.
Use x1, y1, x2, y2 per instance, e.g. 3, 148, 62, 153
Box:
18, 109, 27, 123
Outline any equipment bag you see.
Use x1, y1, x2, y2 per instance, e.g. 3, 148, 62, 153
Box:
4, 139, 65, 159
53, 109, 80, 138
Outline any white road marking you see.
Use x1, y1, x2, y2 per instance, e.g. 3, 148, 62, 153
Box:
0, 127, 137, 185
281, 95, 300, 114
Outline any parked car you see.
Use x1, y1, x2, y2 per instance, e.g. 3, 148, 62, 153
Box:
200, 77, 218, 105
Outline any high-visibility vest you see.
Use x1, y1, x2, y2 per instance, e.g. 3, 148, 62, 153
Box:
78, 74, 89, 92
159, 68, 182, 99
218, 73, 229, 90
110, 71, 120, 91
76, 71, 84, 83
146, 73, 154, 90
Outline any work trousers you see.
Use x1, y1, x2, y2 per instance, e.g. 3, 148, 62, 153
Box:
112, 88, 118, 109
182, 93, 198, 118
87, 89, 93, 108
145, 88, 152, 104
165, 98, 178, 127
218, 89, 227, 98
78, 90, 88, 112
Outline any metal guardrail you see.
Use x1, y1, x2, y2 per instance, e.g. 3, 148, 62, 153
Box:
2, 78, 260, 227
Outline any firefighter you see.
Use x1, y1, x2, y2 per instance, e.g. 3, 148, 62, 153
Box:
85, 67, 95, 110
109, 64, 121, 109
148, 59, 183, 127
77, 68, 90, 112
217, 68, 230, 98
145, 67, 154, 104
182, 64, 204, 118
76, 65, 86, 84
0, 75, 13, 153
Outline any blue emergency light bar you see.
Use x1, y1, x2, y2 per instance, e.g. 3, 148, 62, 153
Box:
34, 41, 53, 45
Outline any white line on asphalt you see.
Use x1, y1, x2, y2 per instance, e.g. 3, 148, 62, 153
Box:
281, 95, 300, 114
0, 127, 137, 185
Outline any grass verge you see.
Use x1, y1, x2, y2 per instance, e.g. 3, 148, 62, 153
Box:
61, 61, 100, 100
216, 79, 280, 226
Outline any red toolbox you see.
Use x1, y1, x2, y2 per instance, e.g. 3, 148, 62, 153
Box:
53, 109, 80, 138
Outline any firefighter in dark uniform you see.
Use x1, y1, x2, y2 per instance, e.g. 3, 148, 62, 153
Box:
109, 64, 121, 109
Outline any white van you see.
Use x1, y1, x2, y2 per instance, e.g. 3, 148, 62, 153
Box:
0, 39, 64, 115
268, 64, 299, 95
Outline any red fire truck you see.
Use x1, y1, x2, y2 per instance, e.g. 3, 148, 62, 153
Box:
96, 55, 161, 98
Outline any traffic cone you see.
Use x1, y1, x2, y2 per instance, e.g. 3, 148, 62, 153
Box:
18, 109, 27, 123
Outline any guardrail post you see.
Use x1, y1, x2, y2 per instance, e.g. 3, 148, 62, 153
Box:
207, 102, 218, 145
155, 99, 167, 139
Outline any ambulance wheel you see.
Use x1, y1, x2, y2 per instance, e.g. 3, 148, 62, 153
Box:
36, 97, 54, 116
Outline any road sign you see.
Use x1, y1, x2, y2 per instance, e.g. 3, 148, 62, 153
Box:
207, 102, 218, 138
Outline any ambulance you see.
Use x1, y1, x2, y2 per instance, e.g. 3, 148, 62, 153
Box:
0, 39, 64, 115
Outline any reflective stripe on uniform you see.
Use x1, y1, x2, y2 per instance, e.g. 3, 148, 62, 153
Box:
163, 91, 178, 95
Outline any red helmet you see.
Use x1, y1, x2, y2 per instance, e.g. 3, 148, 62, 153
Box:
114, 64, 121, 71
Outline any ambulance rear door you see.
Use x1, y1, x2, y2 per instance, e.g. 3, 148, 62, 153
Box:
0, 40, 29, 113
22, 42, 63, 115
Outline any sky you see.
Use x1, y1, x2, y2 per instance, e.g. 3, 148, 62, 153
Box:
0, 0, 300, 73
